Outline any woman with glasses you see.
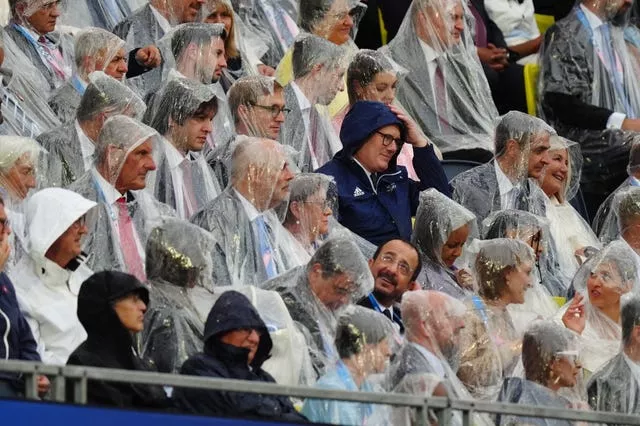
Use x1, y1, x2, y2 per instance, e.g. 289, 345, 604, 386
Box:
412, 188, 477, 299
9, 188, 96, 365
317, 101, 450, 246
557, 241, 640, 374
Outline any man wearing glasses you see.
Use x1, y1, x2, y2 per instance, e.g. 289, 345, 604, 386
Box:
317, 100, 450, 246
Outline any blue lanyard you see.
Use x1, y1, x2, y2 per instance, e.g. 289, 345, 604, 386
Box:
367, 293, 402, 325
471, 295, 489, 327
71, 75, 87, 95
11, 24, 61, 75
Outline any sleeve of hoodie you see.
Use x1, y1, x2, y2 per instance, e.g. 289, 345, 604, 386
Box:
0, 274, 39, 361
410, 144, 452, 214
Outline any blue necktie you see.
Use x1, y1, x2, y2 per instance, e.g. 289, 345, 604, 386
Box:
601, 24, 634, 116
254, 215, 277, 278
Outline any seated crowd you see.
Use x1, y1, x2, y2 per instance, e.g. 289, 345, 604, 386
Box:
3, 0, 640, 424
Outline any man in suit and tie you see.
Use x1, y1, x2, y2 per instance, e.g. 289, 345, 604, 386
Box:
280, 34, 348, 171
451, 111, 552, 226
190, 137, 295, 287
588, 296, 640, 414
37, 72, 147, 188
5, 0, 74, 93
358, 239, 422, 333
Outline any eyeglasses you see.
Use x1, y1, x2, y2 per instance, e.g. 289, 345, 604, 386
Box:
303, 199, 333, 210
379, 253, 414, 277
375, 131, 404, 148
555, 350, 581, 366
70, 216, 86, 230
0, 218, 10, 233
251, 104, 291, 118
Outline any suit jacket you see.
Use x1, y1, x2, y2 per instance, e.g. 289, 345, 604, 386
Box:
47, 80, 81, 125
357, 294, 404, 333
36, 122, 84, 188
587, 353, 640, 416
389, 343, 441, 392
3, 25, 73, 92
280, 84, 338, 171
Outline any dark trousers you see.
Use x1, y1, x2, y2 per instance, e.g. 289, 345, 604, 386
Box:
483, 62, 527, 115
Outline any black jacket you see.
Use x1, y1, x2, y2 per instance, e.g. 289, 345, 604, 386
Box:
66, 271, 169, 409
173, 291, 306, 422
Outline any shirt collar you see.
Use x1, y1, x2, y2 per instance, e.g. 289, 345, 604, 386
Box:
149, 4, 173, 34
91, 167, 124, 205
409, 342, 446, 378
369, 292, 393, 315
233, 188, 262, 222
494, 161, 516, 196
623, 352, 640, 376
418, 38, 441, 63
580, 3, 605, 30
290, 81, 312, 111
161, 137, 187, 170
18, 23, 47, 41
75, 120, 95, 155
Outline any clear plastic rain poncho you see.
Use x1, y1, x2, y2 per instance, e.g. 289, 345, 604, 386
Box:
381, 0, 499, 155
10, 187, 96, 365
451, 111, 553, 225
262, 237, 374, 379
587, 296, 640, 415
190, 136, 296, 287
140, 218, 215, 374
611, 187, 640, 269
68, 115, 176, 277
555, 240, 640, 374
479, 210, 563, 333
38, 70, 147, 188
146, 77, 223, 219
538, 0, 640, 195
279, 33, 347, 171
457, 238, 536, 401
0, 136, 42, 273
497, 320, 585, 426
0, 27, 62, 137
48, 28, 126, 125
412, 188, 476, 300
388, 290, 493, 426
302, 305, 395, 426
5, 0, 74, 91
540, 135, 601, 285
593, 138, 640, 243
57, 0, 132, 33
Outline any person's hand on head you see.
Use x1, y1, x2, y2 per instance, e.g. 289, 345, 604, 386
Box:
561, 293, 586, 335
257, 64, 276, 76
135, 45, 162, 68
388, 104, 428, 148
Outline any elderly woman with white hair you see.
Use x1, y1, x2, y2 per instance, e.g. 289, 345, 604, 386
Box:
0, 135, 42, 271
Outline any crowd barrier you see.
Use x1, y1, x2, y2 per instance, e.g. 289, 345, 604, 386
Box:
1, 359, 640, 425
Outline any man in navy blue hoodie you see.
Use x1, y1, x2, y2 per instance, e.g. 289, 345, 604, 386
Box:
317, 101, 451, 246
0, 196, 48, 397
174, 290, 306, 422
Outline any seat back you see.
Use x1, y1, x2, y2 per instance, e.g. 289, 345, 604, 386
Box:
523, 63, 540, 116
440, 159, 482, 183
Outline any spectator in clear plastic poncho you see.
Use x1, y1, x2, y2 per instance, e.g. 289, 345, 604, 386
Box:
4, 0, 74, 92
48, 28, 160, 125
208, 75, 286, 187
37, 71, 147, 188
480, 210, 562, 333
140, 218, 215, 374
381, 0, 499, 163
302, 305, 395, 425
10, 188, 96, 365
69, 115, 175, 282
173, 290, 306, 421
412, 188, 476, 300
113, 0, 207, 96
262, 237, 374, 378
539, 135, 601, 285
358, 239, 422, 334
190, 136, 295, 287
451, 111, 552, 226
594, 139, 640, 243
0, 136, 41, 273
317, 101, 450, 246
147, 78, 222, 219
457, 238, 536, 400
588, 295, 640, 415
605, 187, 640, 273
279, 34, 348, 171
497, 320, 585, 426
557, 240, 639, 374
539, 0, 640, 219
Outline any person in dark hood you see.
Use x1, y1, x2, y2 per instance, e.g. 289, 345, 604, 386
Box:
173, 290, 307, 422
66, 270, 169, 409
316, 100, 450, 246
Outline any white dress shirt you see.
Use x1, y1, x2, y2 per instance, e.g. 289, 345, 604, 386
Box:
410, 342, 446, 378
75, 120, 95, 171
418, 39, 449, 117
494, 161, 521, 210
485, 0, 540, 46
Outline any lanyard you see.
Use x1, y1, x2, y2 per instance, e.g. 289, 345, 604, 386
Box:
12, 24, 68, 79
71, 75, 87, 95
367, 293, 402, 325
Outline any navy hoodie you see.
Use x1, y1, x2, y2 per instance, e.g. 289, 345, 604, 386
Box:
174, 291, 307, 422
317, 101, 451, 246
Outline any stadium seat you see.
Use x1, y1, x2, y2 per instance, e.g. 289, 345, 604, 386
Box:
523, 63, 540, 116
534, 13, 555, 34
440, 159, 482, 183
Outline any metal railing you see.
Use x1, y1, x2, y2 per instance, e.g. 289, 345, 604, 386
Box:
1, 359, 640, 425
